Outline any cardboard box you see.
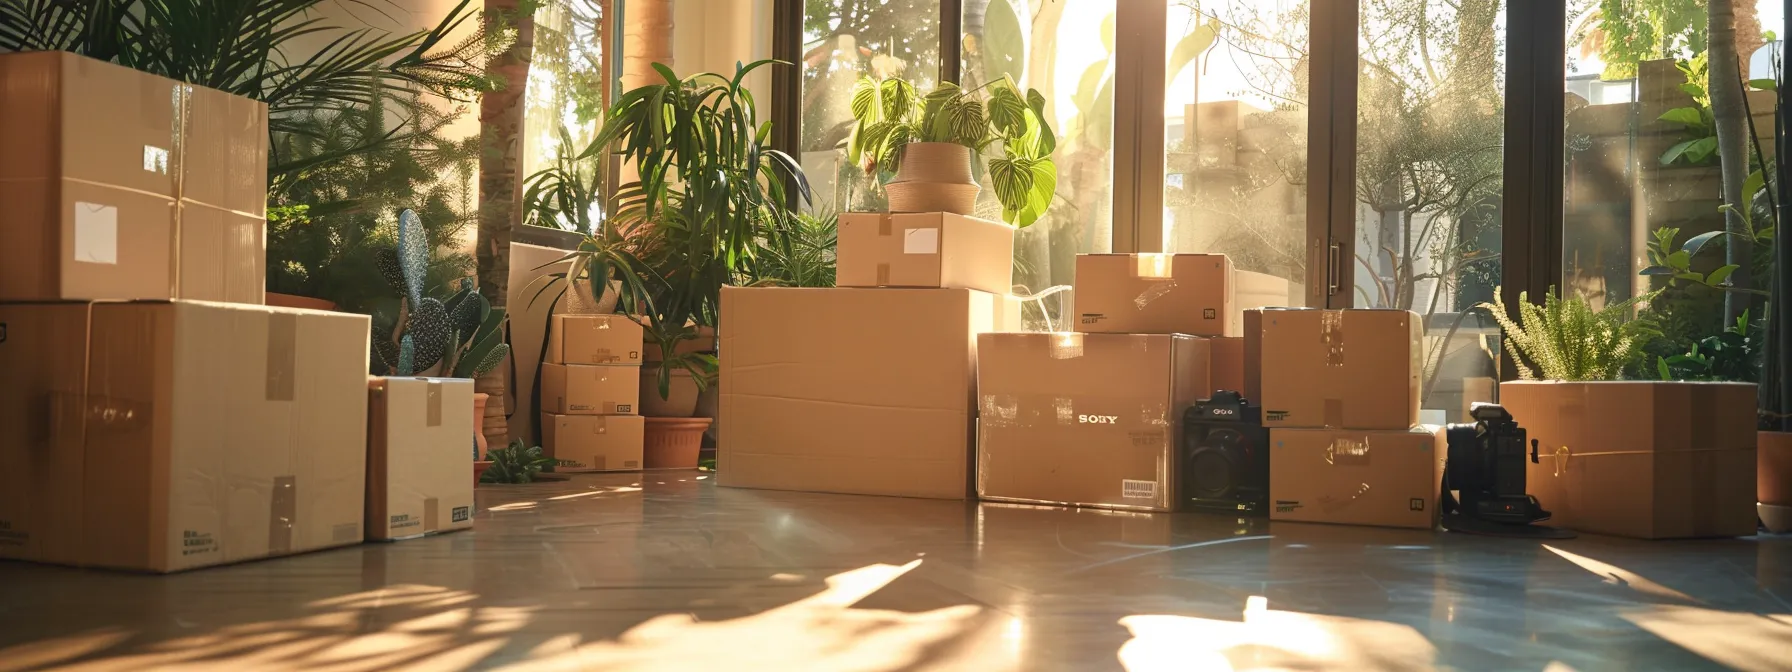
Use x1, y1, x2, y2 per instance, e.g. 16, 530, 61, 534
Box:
1501, 381, 1758, 539
1269, 426, 1443, 530
0, 300, 369, 572
366, 377, 475, 541
837, 212, 1015, 296
977, 332, 1211, 512
542, 414, 645, 471
540, 363, 640, 415
719, 287, 1020, 499
1210, 336, 1246, 398
1073, 254, 1239, 336
1248, 308, 1420, 430
546, 314, 644, 365
0, 51, 267, 303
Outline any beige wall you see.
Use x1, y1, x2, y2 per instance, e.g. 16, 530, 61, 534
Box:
671, 0, 773, 117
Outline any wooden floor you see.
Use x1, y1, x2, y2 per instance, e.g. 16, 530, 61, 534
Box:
2, 471, 1790, 671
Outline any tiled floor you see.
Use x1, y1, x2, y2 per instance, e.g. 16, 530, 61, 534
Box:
2, 472, 1789, 671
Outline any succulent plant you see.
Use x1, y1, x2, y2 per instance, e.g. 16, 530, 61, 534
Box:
373, 209, 511, 378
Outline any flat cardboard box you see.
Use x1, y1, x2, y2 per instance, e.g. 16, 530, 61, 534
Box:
0, 51, 267, 303
977, 332, 1211, 512
1210, 336, 1246, 398
1073, 254, 1239, 336
719, 287, 1020, 499
1269, 427, 1443, 530
1501, 381, 1758, 539
1249, 308, 1420, 430
540, 363, 640, 415
546, 314, 644, 365
542, 414, 645, 471
0, 300, 369, 572
367, 377, 476, 541
837, 212, 1015, 296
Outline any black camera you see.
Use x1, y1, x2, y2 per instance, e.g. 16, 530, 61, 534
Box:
1181, 390, 1269, 514
1442, 403, 1550, 526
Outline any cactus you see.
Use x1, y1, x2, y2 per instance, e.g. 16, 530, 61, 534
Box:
372, 209, 510, 378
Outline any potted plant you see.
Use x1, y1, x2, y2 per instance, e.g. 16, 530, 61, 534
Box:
371, 210, 512, 471
846, 74, 1058, 226
521, 127, 652, 315
1486, 287, 1759, 539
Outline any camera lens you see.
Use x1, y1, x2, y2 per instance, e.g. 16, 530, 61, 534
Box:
1188, 428, 1244, 499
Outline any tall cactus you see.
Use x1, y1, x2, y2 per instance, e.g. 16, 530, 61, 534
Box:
373, 209, 508, 378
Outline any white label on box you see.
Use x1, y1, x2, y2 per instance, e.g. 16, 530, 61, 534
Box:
903, 228, 939, 254
73, 202, 119, 265
1122, 479, 1159, 499
143, 145, 170, 174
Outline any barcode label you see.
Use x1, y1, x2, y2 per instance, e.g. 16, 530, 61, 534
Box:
1122, 479, 1158, 499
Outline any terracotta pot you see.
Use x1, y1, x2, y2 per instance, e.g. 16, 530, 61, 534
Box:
640, 365, 701, 417
474, 460, 494, 487
1761, 431, 1792, 533
887, 142, 979, 214
265, 292, 336, 311
644, 417, 712, 469
475, 369, 509, 450
472, 393, 490, 459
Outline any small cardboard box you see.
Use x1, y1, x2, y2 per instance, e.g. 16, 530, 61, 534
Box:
546, 314, 644, 365
542, 414, 645, 471
719, 287, 1020, 499
977, 332, 1211, 512
540, 363, 640, 415
1248, 308, 1420, 430
837, 212, 1015, 296
1073, 253, 1238, 336
1501, 381, 1758, 539
0, 300, 369, 572
366, 377, 475, 541
0, 51, 266, 303
1269, 426, 1443, 530
1210, 336, 1247, 398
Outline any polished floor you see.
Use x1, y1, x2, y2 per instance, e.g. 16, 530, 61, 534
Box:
1, 472, 1790, 671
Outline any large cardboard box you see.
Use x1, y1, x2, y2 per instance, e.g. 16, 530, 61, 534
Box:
1210, 336, 1247, 398
366, 377, 475, 541
1501, 381, 1758, 539
1269, 426, 1443, 530
546, 314, 644, 365
1248, 308, 1420, 430
0, 51, 267, 303
542, 414, 645, 471
0, 300, 369, 572
977, 332, 1210, 512
540, 363, 640, 415
1073, 254, 1239, 336
837, 212, 1015, 296
719, 287, 1020, 499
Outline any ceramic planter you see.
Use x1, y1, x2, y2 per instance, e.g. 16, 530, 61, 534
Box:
644, 417, 712, 468
641, 364, 701, 417
1760, 431, 1792, 533
886, 142, 979, 214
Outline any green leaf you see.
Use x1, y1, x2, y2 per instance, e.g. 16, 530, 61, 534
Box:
980, 0, 1027, 85
988, 87, 1028, 135
850, 76, 880, 123
1658, 357, 1672, 381
1639, 265, 1677, 276
1678, 82, 1706, 98
1166, 20, 1218, 88
1705, 264, 1740, 286
1017, 159, 1057, 227
1660, 139, 1699, 165
988, 157, 1034, 215
1681, 230, 1725, 257
1666, 250, 1692, 268
1683, 137, 1718, 164
1657, 106, 1704, 127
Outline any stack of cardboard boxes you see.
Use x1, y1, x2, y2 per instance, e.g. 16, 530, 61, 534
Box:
540, 314, 645, 471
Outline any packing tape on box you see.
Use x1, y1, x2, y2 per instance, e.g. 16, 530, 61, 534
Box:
876, 263, 891, 285
585, 416, 611, 434
426, 380, 443, 427
266, 312, 297, 402
1124, 255, 1178, 311
269, 475, 296, 554
978, 393, 1171, 429
424, 497, 439, 534
878, 213, 894, 236
1321, 310, 1345, 367
1326, 436, 1371, 466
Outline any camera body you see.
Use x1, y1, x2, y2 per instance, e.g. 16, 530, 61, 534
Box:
1443, 403, 1549, 525
1181, 390, 1270, 514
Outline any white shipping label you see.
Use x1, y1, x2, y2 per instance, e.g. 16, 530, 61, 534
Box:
903, 227, 940, 254
73, 202, 119, 265
1121, 479, 1159, 500
143, 145, 170, 174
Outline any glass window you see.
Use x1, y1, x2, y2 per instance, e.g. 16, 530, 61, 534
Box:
1354, 0, 1506, 422
524, 0, 609, 179
1564, 1, 1781, 381
962, 0, 1117, 329
1162, 1, 1311, 311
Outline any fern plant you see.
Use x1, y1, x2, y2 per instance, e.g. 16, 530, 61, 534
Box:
846, 75, 1058, 226
1480, 286, 1658, 381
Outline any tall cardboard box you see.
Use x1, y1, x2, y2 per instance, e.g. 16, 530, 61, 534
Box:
542, 414, 645, 471
0, 301, 369, 572
367, 377, 476, 541
540, 363, 640, 415
1501, 381, 1758, 539
977, 333, 1210, 511
1073, 253, 1239, 336
1269, 426, 1443, 530
546, 314, 645, 365
837, 212, 1015, 295
0, 51, 267, 303
1248, 308, 1420, 430
720, 287, 1020, 499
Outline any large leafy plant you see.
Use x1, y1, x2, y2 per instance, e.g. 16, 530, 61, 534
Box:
1481, 286, 1657, 381
372, 210, 509, 378
846, 75, 1058, 226
1657, 311, 1758, 382
749, 211, 838, 288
